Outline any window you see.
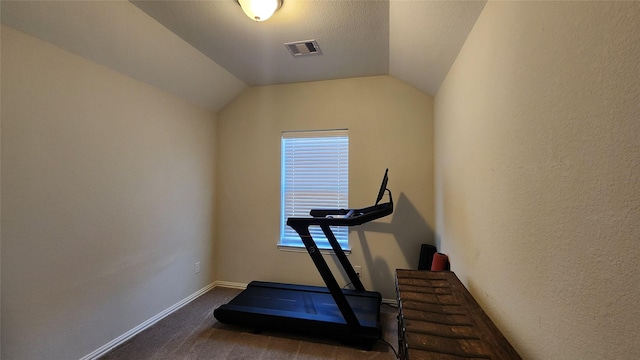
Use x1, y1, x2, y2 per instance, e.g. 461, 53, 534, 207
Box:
280, 129, 349, 250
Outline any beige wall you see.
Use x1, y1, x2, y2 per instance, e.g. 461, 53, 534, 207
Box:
216, 76, 434, 299
1, 26, 217, 359
435, 2, 640, 359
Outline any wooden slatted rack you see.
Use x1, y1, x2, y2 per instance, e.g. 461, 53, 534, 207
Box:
395, 269, 521, 360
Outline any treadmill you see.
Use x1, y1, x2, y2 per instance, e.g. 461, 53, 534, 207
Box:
213, 169, 393, 349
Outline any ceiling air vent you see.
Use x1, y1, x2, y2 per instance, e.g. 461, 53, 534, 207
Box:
285, 40, 322, 57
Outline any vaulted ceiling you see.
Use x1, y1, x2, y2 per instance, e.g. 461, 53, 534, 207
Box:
1, 0, 486, 112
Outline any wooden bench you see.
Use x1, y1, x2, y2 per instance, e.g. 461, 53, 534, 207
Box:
395, 269, 521, 360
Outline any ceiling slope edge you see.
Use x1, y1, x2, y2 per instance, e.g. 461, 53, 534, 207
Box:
389, 0, 487, 97
1, 1, 246, 113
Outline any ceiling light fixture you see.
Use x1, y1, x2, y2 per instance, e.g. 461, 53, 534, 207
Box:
237, 0, 282, 22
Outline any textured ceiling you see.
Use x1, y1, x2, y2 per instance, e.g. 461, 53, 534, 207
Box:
132, 0, 390, 87
1, 0, 486, 112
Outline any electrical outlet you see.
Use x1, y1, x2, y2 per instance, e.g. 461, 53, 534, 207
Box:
354, 266, 362, 278
194, 261, 201, 274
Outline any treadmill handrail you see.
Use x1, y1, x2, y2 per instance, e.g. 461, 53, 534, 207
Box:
290, 201, 393, 227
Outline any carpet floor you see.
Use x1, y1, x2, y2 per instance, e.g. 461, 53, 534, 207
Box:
100, 286, 399, 360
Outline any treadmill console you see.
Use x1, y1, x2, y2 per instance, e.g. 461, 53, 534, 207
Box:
302, 168, 393, 226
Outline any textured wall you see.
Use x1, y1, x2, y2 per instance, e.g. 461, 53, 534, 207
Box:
216, 75, 434, 299
2, 26, 217, 359
435, 1, 640, 359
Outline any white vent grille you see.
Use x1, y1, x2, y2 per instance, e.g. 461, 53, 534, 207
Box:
284, 40, 322, 57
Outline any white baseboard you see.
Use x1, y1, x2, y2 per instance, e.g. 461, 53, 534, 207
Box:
213, 280, 247, 289
80, 282, 216, 360
382, 298, 398, 306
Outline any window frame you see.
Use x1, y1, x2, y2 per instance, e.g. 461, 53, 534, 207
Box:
279, 129, 349, 252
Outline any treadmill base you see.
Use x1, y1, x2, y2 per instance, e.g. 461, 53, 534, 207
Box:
214, 281, 382, 349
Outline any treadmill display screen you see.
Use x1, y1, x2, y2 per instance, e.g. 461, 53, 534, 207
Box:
375, 168, 389, 205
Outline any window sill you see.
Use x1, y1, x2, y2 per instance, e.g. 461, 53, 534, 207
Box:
277, 244, 351, 255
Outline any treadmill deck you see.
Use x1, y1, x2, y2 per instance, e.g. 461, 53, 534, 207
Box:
214, 281, 382, 348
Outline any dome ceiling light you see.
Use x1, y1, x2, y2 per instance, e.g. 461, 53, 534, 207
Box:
237, 0, 282, 22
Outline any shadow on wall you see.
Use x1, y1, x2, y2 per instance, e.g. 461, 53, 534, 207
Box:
354, 192, 435, 290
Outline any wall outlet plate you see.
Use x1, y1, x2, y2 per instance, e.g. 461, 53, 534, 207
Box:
354, 266, 362, 277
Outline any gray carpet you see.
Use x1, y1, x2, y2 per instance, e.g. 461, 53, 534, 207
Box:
100, 287, 399, 359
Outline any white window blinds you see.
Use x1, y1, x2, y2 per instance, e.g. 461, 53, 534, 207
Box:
280, 130, 349, 250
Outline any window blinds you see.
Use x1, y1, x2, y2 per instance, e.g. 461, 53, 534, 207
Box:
280, 130, 349, 250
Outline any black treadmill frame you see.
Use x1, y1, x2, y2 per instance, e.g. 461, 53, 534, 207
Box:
215, 169, 393, 348
285, 193, 393, 336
